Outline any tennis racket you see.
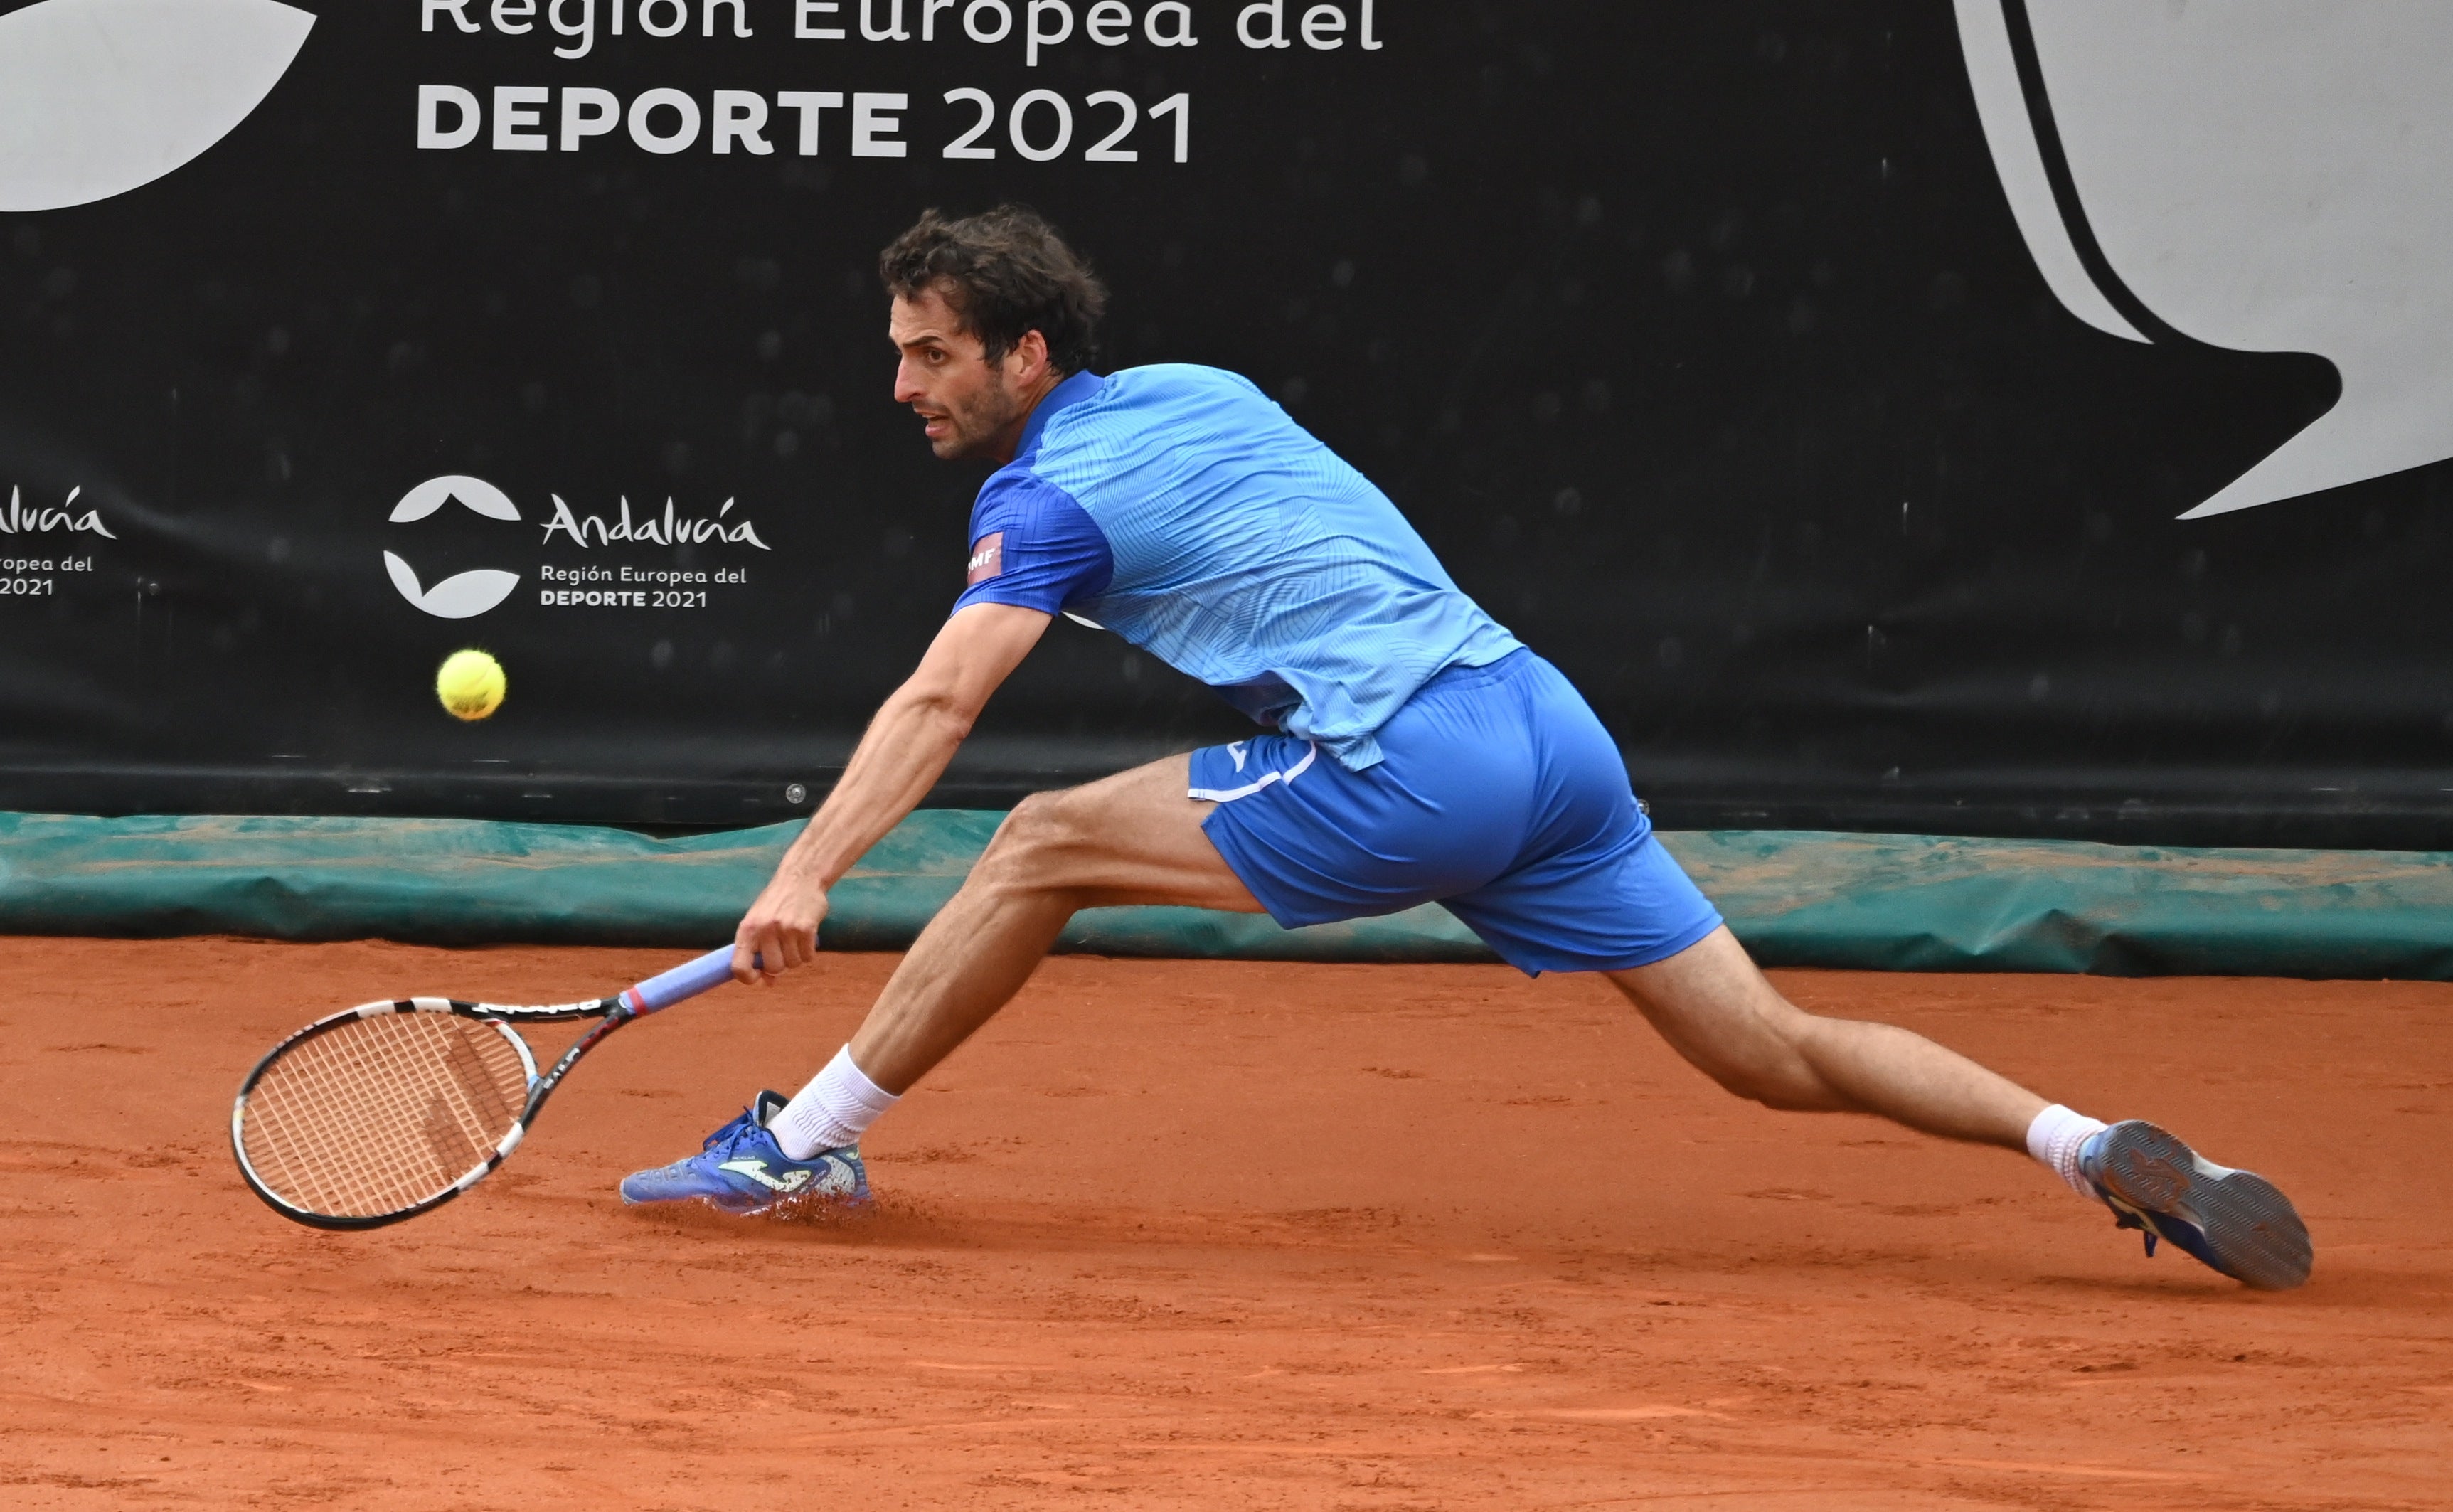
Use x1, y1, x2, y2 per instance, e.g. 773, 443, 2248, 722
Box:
230, 945, 753, 1230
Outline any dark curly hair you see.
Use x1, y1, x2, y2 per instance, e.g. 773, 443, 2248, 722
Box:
878, 205, 1107, 375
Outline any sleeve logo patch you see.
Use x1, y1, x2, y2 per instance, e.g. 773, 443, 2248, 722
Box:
965, 531, 1004, 585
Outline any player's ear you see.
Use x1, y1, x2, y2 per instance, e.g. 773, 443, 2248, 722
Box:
1013, 327, 1051, 380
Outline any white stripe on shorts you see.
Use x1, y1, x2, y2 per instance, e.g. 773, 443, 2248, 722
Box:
1188, 740, 1317, 802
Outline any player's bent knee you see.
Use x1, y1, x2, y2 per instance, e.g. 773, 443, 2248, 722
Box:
972, 789, 1102, 890
995, 789, 1065, 839
979, 793, 1068, 865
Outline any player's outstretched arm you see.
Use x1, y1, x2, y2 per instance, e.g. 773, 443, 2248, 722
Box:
732, 602, 1051, 983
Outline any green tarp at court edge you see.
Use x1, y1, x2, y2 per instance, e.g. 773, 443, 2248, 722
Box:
6, 810, 2453, 978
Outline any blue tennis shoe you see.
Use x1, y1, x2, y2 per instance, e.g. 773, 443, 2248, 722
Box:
619, 1091, 869, 1214
2080, 1120, 2311, 1290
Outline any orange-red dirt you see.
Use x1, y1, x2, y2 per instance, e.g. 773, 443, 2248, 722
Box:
2, 937, 2447, 1510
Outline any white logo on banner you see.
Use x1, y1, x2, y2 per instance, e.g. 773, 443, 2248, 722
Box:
0, 0, 315, 213
0, 485, 115, 538
385, 476, 523, 620
1959, 0, 2453, 518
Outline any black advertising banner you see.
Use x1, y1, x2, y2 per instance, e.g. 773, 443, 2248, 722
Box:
4, 1, 2452, 845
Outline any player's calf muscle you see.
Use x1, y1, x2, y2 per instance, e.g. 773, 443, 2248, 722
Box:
1713, 1031, 1846, 1112
1607, 935, 2039, 1145
1631, 994, 1839, 1112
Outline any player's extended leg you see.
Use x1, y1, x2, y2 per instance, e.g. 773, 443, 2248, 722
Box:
1605, 925, 2043, 1148
1605, 925, 2311, 1288
845, 753, 1260, 1094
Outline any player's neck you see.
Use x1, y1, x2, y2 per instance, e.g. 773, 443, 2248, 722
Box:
987, 368, 1066, 464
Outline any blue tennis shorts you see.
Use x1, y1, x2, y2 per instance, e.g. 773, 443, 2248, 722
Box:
1189, 649, 1723, 975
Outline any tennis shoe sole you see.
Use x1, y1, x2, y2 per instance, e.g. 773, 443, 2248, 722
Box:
2081, 1120, 2311, 1290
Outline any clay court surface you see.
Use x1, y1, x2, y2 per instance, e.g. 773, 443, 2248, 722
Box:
2, 938, 2447, 1510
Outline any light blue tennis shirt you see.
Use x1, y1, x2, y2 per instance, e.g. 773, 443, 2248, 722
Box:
952, 363, 1522, 770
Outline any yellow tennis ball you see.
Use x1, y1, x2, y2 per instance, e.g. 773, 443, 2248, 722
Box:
435, 648, 506, 721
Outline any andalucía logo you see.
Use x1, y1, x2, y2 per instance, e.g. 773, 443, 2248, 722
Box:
0, 485, 117, 538
1957, 0, 2453, 517
0, 0, 315, 213
540, 494, 770, 549
385, 475, 770, 619
385, 474, 523, 620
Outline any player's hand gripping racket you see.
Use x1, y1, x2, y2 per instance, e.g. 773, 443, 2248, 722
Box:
230, 946, 751, 1229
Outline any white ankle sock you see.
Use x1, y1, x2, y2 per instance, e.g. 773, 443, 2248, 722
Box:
2026, 1103, 2109, 1199
772, 1046, 900, 1160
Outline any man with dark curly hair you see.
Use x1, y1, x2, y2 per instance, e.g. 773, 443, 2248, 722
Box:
620, 205, 2311, 1292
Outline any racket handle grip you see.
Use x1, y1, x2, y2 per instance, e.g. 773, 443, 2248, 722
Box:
622, 946, 762, 1014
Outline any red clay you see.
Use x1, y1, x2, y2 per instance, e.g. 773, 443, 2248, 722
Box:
1, 937, 2447, 1509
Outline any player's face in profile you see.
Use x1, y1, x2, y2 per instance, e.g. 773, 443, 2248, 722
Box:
890, 287, 1029, 462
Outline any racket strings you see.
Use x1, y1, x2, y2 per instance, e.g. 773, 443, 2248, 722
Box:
240, 1012, 531, 1219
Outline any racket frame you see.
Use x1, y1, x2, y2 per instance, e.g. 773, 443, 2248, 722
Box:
230, 991, 632, 1230
230, 946, 750, 1230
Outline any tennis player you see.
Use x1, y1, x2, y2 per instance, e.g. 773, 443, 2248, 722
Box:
623, 206, 2311, 1289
